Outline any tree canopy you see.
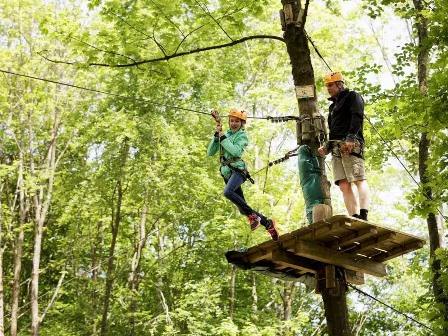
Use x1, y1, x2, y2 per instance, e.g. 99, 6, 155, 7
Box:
0, 0, 446, 335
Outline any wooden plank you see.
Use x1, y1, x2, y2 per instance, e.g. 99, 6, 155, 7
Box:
293, 240, 387, 277
271, 249, 318, 273
292, 220, 351, 241
343, 232, 397, 254
311, 221, 353, 240
239, 215, 425, 269
373, 241, 425, 262
330, 215, 425, 242
247, 248, 272, 263
330, 228, 378, 249
243, 222, 346, 262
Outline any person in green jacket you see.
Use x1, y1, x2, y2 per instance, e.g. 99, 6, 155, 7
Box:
207, 108, 279, 241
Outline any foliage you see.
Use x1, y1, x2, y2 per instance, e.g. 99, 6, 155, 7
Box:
0, 0, 445, 335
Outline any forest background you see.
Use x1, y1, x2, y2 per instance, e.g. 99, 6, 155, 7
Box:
0, 0, 447, 335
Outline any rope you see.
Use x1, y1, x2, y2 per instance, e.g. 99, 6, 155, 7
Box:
252, 146, 300, 176
348, 283, 434, 333
305, 30, 332, 72
0, 68, 269, 120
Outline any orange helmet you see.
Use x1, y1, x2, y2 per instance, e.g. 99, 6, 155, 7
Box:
228, 108, 247, 121
324, 71, 344, 85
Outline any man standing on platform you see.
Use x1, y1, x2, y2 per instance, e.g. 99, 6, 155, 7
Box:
318, 72, 370, 221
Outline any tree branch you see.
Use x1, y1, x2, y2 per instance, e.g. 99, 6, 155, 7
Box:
57, 33, 137, 63
39, 271, 66, 323
173, 5, 246, 54
194, 0, 233, 41
42, 35, 285, 68
303, 0, 310, 26
108, 10, 153, 40
148, 0, 186, 38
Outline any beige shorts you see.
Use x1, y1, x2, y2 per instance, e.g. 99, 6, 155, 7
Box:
332, 153, 366, 185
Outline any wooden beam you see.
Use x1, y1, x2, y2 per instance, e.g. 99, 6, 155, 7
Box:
373, 241, 424, 262
247, 248, 272, 263
293, 240, 387, 277
310, 221, 352, 240
244, 222, 351, 263
343, 232, 397, 254
330, 228, 378, 249
272, 249, 318, 273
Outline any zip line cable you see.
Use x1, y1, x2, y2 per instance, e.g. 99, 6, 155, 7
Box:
348, 283, 434, 333
0, 68, 268, 119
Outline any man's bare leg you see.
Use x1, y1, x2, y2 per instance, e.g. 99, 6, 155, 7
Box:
354, 179, 370, 220
338, 179, 359, 216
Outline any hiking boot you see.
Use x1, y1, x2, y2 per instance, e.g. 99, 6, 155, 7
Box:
248, 213, 261, 231
266, 220, 279, 241
360, 209, 368, 221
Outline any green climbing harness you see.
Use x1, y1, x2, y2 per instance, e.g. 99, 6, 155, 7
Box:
297, 145, 325, 224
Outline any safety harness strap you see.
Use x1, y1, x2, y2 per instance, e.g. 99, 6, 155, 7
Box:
220, 157, 255, 184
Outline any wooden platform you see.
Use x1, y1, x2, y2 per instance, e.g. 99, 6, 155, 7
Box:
226, 215, 425, 284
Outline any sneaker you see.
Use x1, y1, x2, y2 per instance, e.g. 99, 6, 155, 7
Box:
247, 213, 261, 231
266, 220, 279, 241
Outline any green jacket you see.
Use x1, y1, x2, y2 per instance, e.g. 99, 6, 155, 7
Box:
207, 128, 248, 179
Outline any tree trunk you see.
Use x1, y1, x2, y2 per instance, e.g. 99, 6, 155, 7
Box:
282, 282, 295, 321
154, 221, 173, 325
251, 274, 258, 315
10, 149, 28, 336
413, 0, 448, 328
128, 204, 148, 335
280, 0, 342, 334
228, 265, 236, 319
321, 278, 351, 336
30, 107, 59, 336
100, 140, 129, 336
0, 183, 5, 336
91, 220, 104, 336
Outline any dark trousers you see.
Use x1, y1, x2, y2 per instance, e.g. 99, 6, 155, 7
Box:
223, 171, 268, 227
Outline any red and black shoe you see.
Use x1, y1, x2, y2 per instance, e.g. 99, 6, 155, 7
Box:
266, 220, 279, 241
247, 213, 261, 231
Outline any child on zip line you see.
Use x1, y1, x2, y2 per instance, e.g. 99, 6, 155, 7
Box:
207, 108, 279, 241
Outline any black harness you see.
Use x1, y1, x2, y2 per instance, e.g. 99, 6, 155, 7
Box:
326, 139, 364, 158
220, 157, 255, 184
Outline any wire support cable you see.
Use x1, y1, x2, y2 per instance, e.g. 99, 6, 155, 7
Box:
364, 115, 447, 221
252, 146, 300, 176
0, 68, 269, 120
305, 30, 332, 72
348, 283, 434, 333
